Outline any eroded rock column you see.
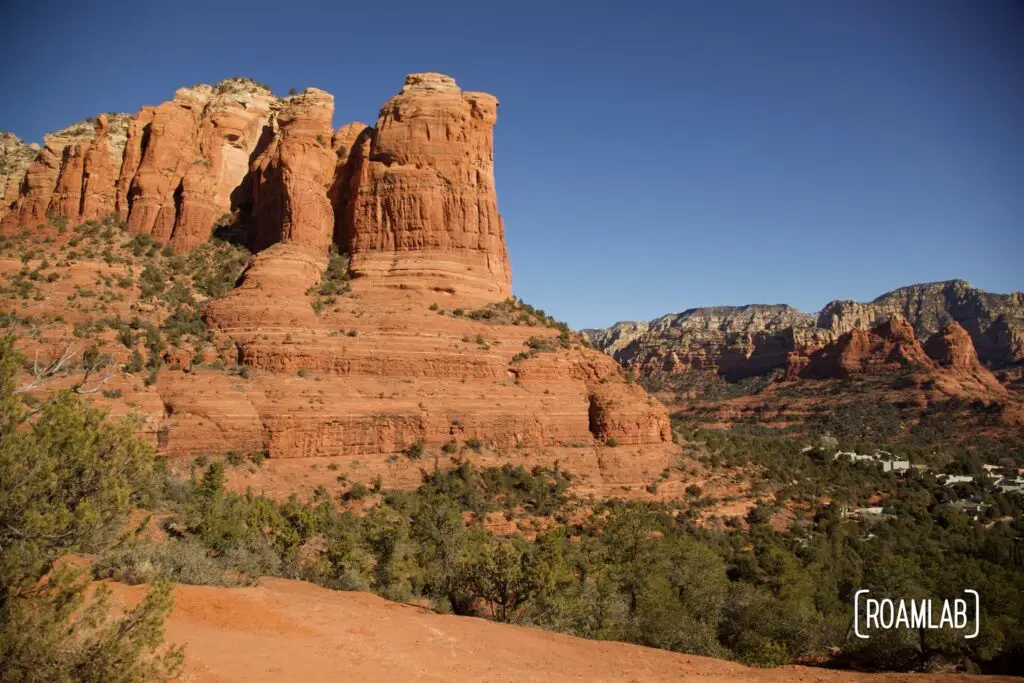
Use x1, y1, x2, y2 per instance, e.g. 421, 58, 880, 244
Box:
344, 73, 512, 301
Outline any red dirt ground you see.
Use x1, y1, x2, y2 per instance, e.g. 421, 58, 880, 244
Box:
108, 578, 1019, 683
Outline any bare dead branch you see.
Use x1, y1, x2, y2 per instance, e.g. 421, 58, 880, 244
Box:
73, 365, 117, 395
16, 344, 78, 394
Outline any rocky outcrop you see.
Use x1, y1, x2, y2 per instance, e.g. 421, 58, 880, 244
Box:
582, 321, 649, 358
2, 117, 133, 228
819, 280, 1024, 368
125, 80, 278, 250
195, 74, 670, 464
0, 133, 39, 221
0, 72, 673, 483
588, 383, 673, 445
588, 305, 825, 382
47, 114, 133, 222
588, 282, 1024, 387
328, 121, 371, 247
790, 316, 933, 379
247, 88, 336, 252
2, 73, 511, 302
2, 121, 98, 228
924, 321, 984, 372
115, 109, 155, 217
343, 73, 511, 301
767, 314, 1013, 420
1, 79, 277, 249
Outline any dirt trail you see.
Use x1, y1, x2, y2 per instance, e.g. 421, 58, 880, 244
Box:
109, 578, 1017, 683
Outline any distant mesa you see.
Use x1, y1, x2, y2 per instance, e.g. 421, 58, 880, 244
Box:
586, 279, 1024, 377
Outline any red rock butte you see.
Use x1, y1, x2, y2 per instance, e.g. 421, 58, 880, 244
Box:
0, 73, 673, 496
2, 73, 511, 299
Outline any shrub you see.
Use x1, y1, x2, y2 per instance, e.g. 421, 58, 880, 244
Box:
605, 438, 619, 447
161, 305, 209, 345
138, 264, 166, 299
95, 537, 241, 587
465, 438, 483, 453
345, 482, 370, 501
404, 440, 426, 460
311, 246, 350, 297
0, 334, 182, 681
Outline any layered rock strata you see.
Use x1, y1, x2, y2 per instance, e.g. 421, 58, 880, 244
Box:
2, 78, 277, 251
586, 281, 1024, 383
198, 75, 667, 463
2, 73, 673, 480
0, 133, 40, 221
341, 73, 511, 301
123, 80, 278, 250
4, 74, 512, 302
788, 316, 935, 379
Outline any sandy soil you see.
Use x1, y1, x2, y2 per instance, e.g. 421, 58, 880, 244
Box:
108, 578, 1018, 683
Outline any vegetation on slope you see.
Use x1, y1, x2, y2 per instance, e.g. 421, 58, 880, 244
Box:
2, 217, 1023, 675
86, 420, 1024, 674
0, 336, 182, 682
0, 213, 252, 382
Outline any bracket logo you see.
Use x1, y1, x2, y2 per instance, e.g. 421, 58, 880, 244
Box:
853, 589, 979, 639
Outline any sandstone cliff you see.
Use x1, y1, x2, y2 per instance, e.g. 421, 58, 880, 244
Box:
123, 79, 278, 251
658, 310, 1020, 437
587, 281, 1024, 385
2, 78, 278, 251
3, 73, 511, 302
342, 73, 511, 300
0, 73, 674, 500
196, 74, 669, 471
0, 133, 40, 221
819, 280, 1024, 368
789, 316, 933, 380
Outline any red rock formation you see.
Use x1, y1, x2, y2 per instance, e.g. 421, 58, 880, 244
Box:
115, 109, 155, 217
343, 73, 511, 301
778, 316, 1009, 402
0, 133, 39, 221
79, 114, 130, 220
792, 316, 934, 379
44, 114, 131, 223
2, 79, 275, 246
0, 73, 674, 492
588, 383, 673, 445
925, 322, 983, 371
124, 87, 208, 242
247, 88, 336, 252
202, 86, 671, 465
328, 122, 371, 247
1, 121, 96, 228
921, 321, 1009, 397
126, 81, 278, 250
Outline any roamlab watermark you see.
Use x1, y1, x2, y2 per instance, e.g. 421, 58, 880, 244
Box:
853, 589, 980, 639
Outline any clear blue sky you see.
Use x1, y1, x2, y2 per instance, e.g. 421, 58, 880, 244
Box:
3, 0, 1022, 329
